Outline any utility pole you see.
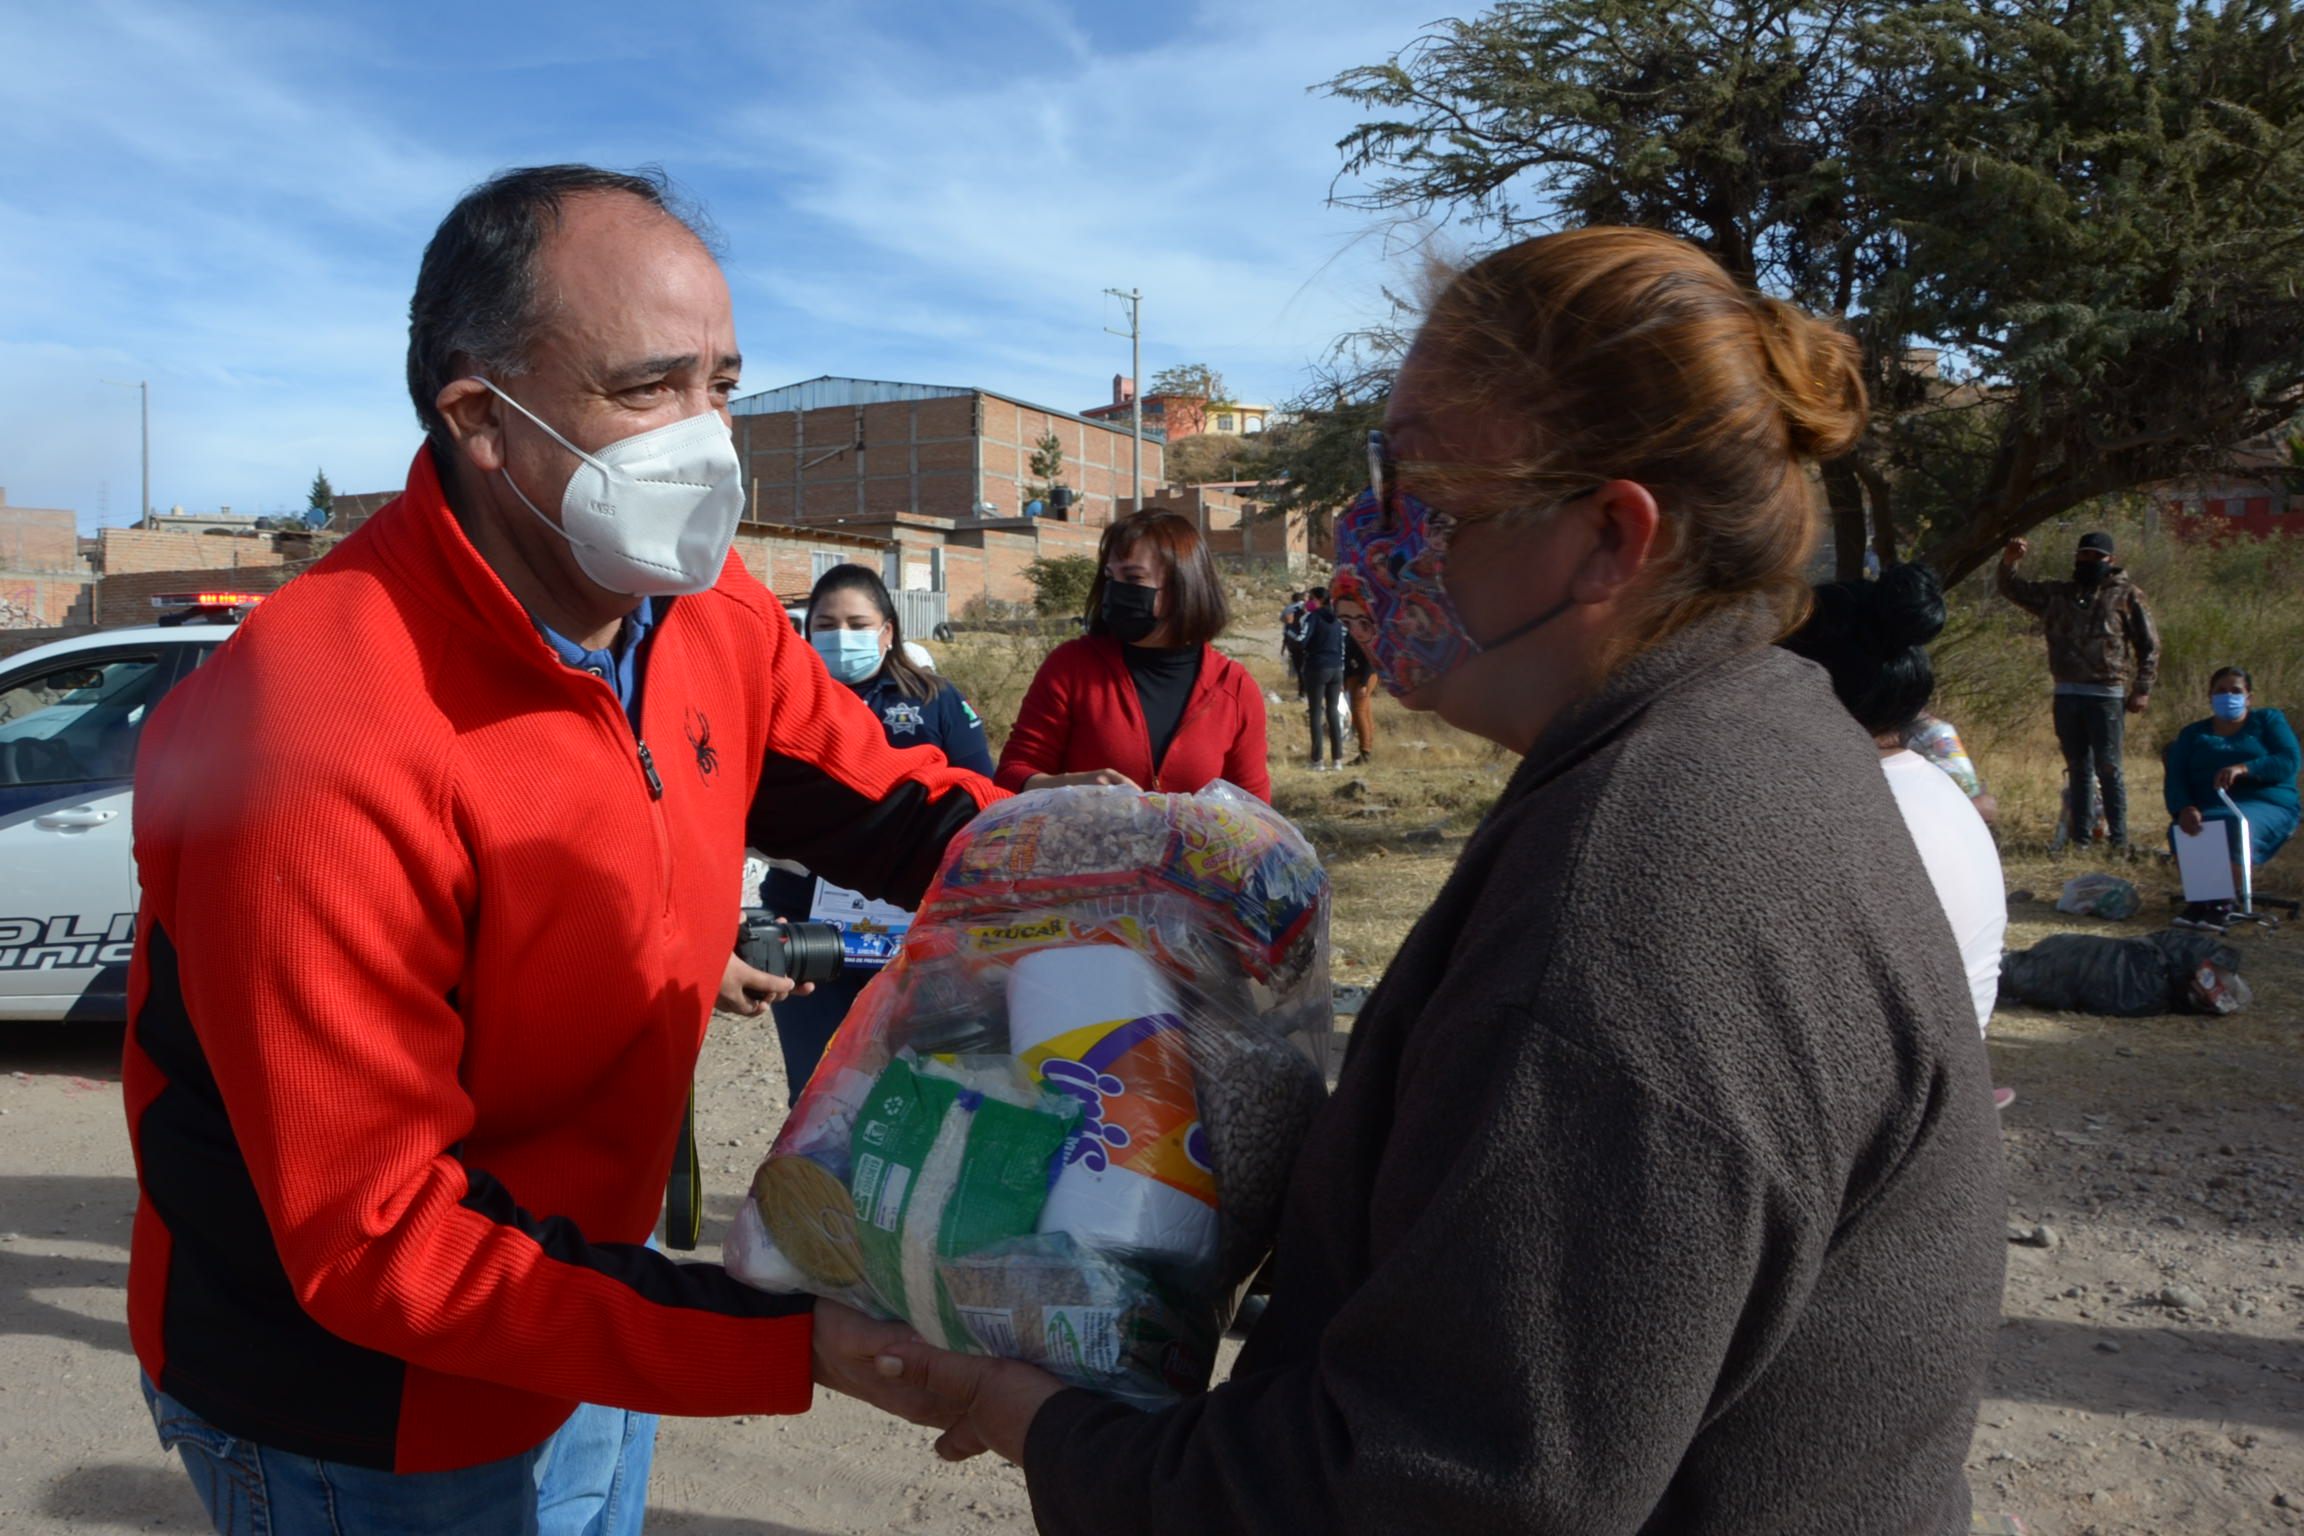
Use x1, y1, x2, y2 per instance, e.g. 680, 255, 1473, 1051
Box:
103, 379, 150, 524
1104, 287, 1142, 509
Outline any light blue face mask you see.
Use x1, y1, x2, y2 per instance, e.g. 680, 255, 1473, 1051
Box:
811, 626, 886, 685
2211, 691, 2249, 722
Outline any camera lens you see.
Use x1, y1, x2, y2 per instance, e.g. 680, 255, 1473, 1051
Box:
778, 921, 848, 986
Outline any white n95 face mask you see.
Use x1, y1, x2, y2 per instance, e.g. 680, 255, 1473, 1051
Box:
473, 376, 744, 596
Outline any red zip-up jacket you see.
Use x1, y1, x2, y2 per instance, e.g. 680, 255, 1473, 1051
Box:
121, 445, 1000, 1472
994, 636, 1271, 800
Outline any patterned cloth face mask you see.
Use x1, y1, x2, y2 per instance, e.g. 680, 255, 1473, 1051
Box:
1330, 429, 1588, 699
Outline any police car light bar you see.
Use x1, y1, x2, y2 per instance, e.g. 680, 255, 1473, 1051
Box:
150, 591, 269, 609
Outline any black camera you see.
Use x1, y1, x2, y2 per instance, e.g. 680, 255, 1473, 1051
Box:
735, 909, 847, 989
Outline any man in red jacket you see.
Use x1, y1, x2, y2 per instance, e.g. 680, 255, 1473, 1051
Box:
122, 165, 995, 1534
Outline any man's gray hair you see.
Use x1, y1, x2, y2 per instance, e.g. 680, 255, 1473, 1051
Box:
405, 164, 717, 450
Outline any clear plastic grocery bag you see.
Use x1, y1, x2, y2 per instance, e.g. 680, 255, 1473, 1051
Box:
2055, 872, 2140, 920
723, 781, 1333, 1406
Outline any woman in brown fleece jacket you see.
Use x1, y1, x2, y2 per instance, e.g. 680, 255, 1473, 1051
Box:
822, 228, 2008, 1535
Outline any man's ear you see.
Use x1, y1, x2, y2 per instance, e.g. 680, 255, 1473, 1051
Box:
1570, 480, 1661, 603
436, 374, 505, 473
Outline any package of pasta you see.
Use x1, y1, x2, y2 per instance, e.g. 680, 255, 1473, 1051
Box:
722, 780, 1333, 1407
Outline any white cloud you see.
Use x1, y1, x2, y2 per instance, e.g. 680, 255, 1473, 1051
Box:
0, 0, 1444, 530
710, 0, 1422, 410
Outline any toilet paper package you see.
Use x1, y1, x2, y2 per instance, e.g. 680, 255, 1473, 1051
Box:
728, 781, 1333, 1407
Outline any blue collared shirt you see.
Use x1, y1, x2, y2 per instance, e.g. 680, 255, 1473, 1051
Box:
537, 598, 655, 731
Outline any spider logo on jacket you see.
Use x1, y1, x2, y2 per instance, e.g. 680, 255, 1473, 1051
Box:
685, 707, 718, 780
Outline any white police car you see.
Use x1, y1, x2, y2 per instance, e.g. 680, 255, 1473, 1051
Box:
0, 593, 259, 1022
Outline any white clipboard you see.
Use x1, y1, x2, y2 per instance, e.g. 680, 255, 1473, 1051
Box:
2173, 823, 2236, 902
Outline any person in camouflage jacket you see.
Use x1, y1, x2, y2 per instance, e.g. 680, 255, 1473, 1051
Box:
1998, 531, 2160, 848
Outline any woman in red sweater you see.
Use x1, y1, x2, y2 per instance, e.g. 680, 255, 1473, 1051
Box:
995, 510, 1271, 800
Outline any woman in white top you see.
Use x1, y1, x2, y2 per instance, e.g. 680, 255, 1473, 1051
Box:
1783, 565, 2008, 1057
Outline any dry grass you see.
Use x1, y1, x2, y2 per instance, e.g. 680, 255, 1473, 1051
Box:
937, 516, 2304, 1036
1934, 504, 2304, 856
930, 626, 1071, 755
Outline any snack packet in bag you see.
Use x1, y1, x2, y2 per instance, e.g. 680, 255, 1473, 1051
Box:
724, 782, 1333, 1407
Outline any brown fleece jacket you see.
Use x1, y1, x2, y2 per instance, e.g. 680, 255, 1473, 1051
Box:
1020, 599, 2008, 1536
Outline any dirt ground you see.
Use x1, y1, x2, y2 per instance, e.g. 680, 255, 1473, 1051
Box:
0, 1014, 1044, 1533
1962, 853, 2304, 1536
4, 772, 2302, 1532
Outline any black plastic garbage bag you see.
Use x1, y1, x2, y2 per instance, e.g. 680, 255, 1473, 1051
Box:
1998, 931, 2248, 1017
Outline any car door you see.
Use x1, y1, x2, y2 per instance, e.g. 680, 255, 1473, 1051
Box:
0, 644, 179, 1019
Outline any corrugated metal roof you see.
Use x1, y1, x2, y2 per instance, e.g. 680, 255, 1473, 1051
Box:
730, 375, 1161, 439
730, 377, 973, 414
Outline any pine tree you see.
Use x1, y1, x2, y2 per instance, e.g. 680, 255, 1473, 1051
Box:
1321, 0, 2304, 580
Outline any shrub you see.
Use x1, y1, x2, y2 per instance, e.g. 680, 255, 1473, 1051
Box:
1024, 555, 1097, 619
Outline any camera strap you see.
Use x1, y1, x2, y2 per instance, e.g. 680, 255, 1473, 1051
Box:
664, 1083, 702, 1250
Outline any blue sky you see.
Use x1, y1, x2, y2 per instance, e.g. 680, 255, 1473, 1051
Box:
0, 0, 1449, 529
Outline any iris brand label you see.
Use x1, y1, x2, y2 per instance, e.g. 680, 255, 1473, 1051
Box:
1020, 1012, 1217, 1206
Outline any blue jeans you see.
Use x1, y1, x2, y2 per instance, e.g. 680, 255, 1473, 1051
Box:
143, 1375, 656, 1536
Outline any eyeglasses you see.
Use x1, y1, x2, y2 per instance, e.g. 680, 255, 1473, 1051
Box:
1367, 429, 1468, 539
1366, 428, 1605, 535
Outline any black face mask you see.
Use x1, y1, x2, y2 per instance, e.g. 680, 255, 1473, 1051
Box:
2073, 560, 2110, 587
1100, 581, 1162, 644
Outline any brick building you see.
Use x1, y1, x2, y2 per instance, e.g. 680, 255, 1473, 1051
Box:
0, 489, 96, 626
90, 524, 300, 627
329, 489, 400, 534
1130, 484, 1312, 574
6, 382, 1287, 647
730, 377, 1164, 528
728, 521, 893, 604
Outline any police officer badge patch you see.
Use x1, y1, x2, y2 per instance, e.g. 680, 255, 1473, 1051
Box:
883, 701, 926, 736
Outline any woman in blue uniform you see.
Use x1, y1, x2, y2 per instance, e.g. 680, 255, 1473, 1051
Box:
759, 563, 994, 1100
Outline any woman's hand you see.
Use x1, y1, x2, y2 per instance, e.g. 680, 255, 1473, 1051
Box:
716, 951, 809, 1015
2214, 763, 2250, 792
1022, 769, 1140, 792
2178, 805, 2205, 836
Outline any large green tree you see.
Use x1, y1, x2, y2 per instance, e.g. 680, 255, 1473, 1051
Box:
1318, 0, 2304, 581
1148, 363, 1231, 406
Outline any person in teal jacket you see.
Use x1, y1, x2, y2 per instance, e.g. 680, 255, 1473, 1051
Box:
2165, 665, 2300, 929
